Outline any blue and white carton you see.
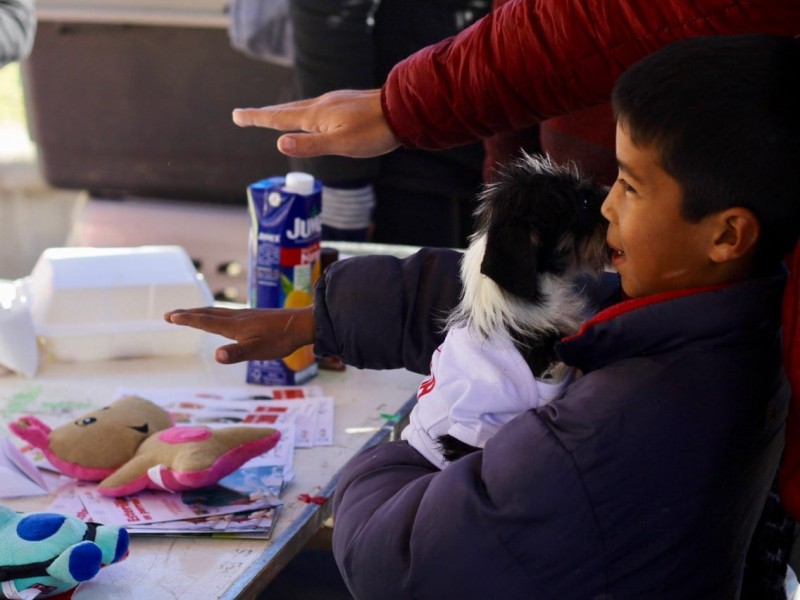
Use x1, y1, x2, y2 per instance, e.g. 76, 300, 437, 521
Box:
247, 172, 321, 385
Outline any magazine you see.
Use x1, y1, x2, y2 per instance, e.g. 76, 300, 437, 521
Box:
45, 469, 285, 539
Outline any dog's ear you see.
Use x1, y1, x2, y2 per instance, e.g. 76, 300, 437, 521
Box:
480, 219, 540, 300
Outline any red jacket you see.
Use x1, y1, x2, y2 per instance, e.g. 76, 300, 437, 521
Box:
380, 0, 800, 518
382, 0, 800, 149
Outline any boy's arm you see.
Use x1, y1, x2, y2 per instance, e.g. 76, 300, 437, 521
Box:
314, 248, 463, 374
166, 248, 463, 372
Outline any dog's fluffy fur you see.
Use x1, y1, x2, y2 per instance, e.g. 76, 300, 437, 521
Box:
438, 153, 610, 461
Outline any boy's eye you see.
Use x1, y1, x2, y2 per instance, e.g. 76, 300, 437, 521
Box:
617, 178, 637, 194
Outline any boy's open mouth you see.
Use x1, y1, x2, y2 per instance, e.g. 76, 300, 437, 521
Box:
607, 244, 625, 267
607, 243, 623, 255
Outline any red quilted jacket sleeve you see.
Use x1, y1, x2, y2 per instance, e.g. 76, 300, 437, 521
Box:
382, 0, 800, 149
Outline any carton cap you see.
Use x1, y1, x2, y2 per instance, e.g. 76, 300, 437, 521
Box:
284, 172, 315, 195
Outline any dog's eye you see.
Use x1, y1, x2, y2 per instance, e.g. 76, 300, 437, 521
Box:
75, 417, 97, 427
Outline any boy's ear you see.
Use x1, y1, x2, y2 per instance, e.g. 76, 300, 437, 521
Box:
708, 207, 760, 264
480, 219, 540, 300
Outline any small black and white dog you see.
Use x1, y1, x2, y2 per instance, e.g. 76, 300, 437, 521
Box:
437, 153, 610, 462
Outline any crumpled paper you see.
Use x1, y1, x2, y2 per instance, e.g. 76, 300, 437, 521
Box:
0, 278, 38, 378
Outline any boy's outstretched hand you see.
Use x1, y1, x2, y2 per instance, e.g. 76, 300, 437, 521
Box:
164, 306, 316, 365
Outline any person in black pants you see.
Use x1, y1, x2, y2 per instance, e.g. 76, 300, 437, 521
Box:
288, 0, 490, 247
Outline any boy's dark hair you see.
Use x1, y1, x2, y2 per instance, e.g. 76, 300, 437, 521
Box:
612, 34, 800, 265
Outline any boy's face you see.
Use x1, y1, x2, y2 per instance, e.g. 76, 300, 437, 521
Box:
601, 123, 722, 298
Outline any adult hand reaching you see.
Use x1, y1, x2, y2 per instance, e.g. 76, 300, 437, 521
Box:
164, 306, 315, 365
232, 89, 401, 159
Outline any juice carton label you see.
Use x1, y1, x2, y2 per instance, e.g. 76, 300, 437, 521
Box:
247, 175, 321, 385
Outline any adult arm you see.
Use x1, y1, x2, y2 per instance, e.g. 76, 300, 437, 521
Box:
234, 0, 800, 157
287, 0, 382, 181
233, 88, 398, 158
0, 0, 35, 67
385, 0, 800, 149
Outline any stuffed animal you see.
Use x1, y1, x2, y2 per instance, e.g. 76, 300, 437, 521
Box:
8, 395, 281, 497
0, 504, 128, 598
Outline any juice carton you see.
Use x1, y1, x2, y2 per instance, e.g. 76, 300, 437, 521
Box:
247, 172, 322, 385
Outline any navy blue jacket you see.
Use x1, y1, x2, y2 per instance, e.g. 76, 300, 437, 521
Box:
314, 248, 788, 599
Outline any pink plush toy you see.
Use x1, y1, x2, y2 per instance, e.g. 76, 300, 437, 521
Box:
9, 395, 281, 497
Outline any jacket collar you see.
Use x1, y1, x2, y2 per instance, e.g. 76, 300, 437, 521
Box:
557, 271, 786, 373
564, 283, 729, 344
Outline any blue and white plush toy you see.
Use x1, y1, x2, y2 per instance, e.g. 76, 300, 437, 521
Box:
0, 505, 129, 599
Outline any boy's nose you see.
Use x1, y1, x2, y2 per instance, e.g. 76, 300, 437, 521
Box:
600, 188, 615, 222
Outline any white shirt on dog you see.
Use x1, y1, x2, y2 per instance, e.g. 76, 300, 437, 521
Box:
401, 325, 575, 469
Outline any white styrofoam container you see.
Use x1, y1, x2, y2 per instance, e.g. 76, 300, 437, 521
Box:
26, 246, 214, 362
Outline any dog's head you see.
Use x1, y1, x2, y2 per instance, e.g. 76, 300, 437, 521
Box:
448, 153, 609, 342
476, 153, 609, 300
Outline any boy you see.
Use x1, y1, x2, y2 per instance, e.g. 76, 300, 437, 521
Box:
166, 35, 800, 597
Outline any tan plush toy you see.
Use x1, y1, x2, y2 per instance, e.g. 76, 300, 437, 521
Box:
9, 396, 281, 497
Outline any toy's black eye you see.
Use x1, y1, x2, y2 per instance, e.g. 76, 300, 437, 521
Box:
75, 417, 97, 427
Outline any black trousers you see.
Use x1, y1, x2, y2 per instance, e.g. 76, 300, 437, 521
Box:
288, 0, 489, 247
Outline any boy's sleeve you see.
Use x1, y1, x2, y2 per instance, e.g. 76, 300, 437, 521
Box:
0, 0, 36, 67
313, 248, 463, 374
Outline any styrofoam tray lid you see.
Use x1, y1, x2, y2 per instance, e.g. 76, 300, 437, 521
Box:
29, 245, 207, 289
26, 245, 214, 330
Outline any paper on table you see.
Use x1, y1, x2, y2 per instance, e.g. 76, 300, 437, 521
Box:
0, 436, 49, 497
112, 386, 333, 447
